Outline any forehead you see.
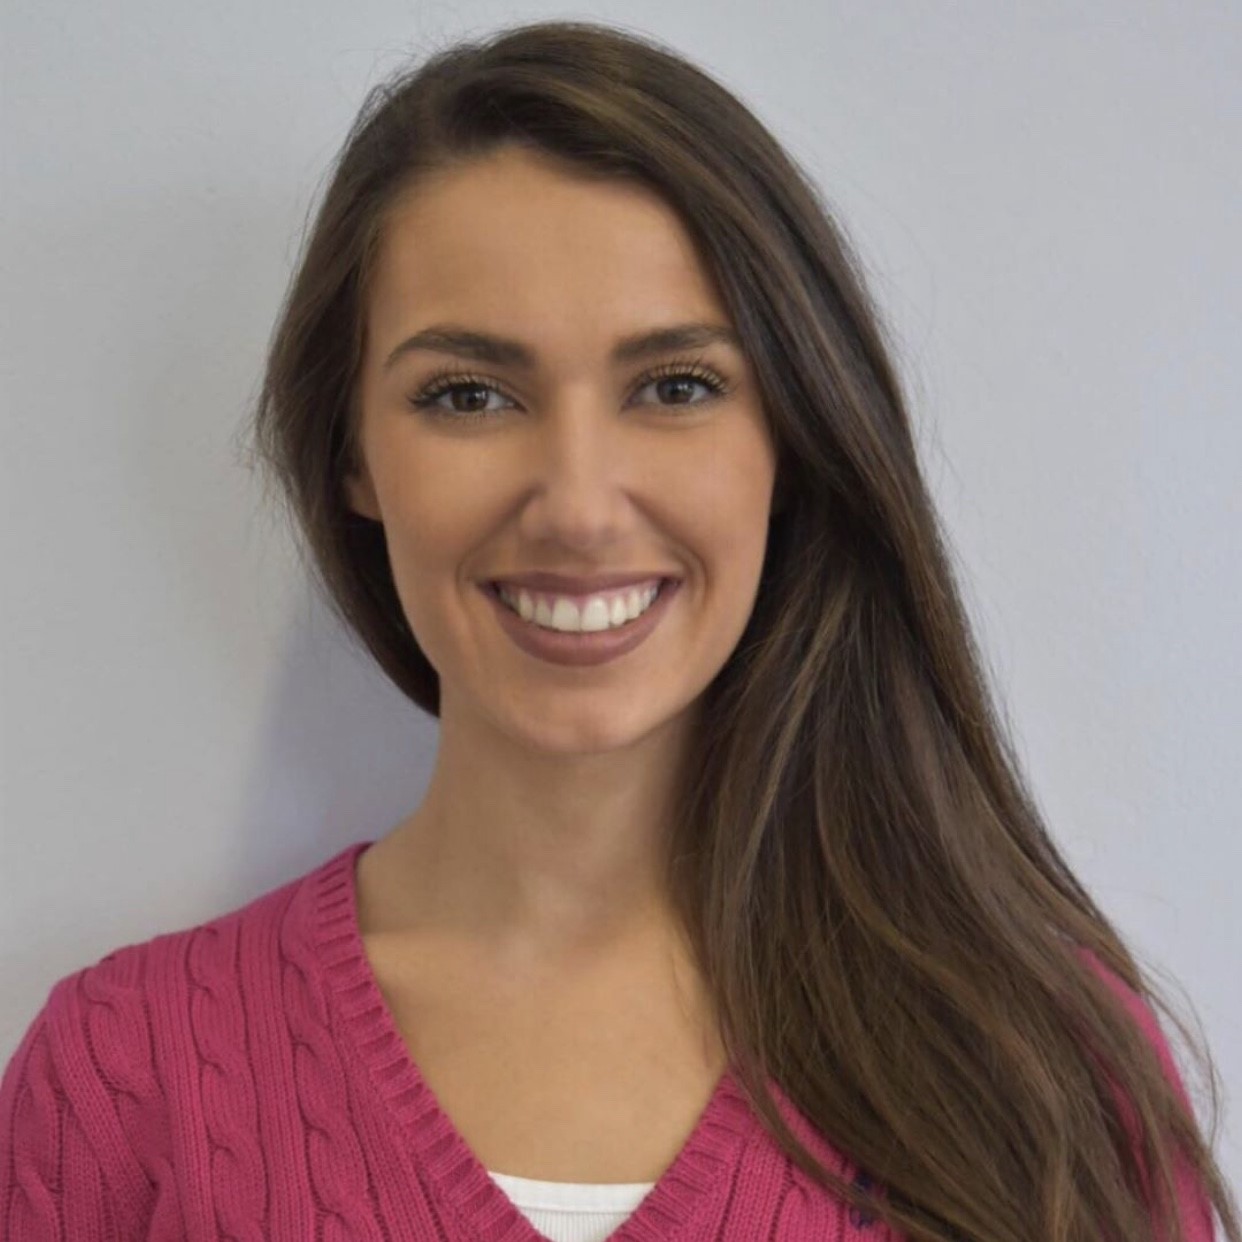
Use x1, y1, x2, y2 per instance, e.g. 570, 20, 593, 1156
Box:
365, 147, 730, 343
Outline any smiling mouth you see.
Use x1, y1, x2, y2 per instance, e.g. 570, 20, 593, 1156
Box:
479, 576, 682, 666
486, 578, 673, 633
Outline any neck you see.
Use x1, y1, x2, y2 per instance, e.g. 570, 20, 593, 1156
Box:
356, 701, 700, 962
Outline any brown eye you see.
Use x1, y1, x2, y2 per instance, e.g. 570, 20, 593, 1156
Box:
656, 377, 698, 403
408, 375, 516, 420
631, 362, 729, 409
442, 383, 496, 413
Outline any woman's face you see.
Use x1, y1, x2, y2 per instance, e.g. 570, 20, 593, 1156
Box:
347, 144, 779, 754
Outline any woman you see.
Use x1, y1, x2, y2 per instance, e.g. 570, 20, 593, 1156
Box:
2, 19, 1236, 1242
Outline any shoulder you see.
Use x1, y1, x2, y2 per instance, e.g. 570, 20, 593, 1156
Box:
1073, 944, 1218, 1241
38, 850, 322, 1044
1, 841, 366, 1153
1, 842, 370, 1235
1073, 944, 1188, 1089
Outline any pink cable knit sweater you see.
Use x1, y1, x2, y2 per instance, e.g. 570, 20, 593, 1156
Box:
0, 841, 1216, 1240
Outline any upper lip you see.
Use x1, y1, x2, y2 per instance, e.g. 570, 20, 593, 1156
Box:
487, 572, 679, 594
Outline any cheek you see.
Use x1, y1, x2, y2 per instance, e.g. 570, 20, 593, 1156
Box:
371, 440, 481, 562
691, 430, 776, 555
364, 455, 478, 649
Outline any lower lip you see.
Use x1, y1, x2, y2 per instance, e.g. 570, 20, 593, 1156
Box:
482, 579, 682, 667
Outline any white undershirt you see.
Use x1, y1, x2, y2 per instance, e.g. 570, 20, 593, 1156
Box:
488, 1169, 657, 1242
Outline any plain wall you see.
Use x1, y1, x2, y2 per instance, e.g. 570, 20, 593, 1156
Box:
3, 0, 1239, 1194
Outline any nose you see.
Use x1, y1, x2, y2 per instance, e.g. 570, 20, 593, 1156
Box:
515, 397, 635, 550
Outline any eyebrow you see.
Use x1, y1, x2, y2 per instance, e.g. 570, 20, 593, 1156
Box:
381, 322, 743, 373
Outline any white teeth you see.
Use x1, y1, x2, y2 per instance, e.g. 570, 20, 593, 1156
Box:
498, 583, 663, 633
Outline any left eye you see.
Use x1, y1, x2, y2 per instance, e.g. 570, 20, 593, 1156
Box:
631, 374, 722, 406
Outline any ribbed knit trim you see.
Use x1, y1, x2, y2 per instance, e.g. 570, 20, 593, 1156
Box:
305, 841, 758, 1242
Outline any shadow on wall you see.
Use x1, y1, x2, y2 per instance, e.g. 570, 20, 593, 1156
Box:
1, 190, 434, 1058
229, 575, 436, 903
95, 186, 440, 912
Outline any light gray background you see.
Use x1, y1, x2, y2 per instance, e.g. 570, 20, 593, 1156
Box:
3, 0, 1239, 1196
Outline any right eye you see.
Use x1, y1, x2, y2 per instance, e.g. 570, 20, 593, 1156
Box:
407, 374, 517, 420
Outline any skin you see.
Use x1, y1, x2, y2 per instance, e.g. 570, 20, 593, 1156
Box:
345, 144, 779, 985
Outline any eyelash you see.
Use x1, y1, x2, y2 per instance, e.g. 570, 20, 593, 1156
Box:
406, 359, 731, 421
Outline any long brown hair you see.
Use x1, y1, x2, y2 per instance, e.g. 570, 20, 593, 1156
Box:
244, 20, 1238, 1241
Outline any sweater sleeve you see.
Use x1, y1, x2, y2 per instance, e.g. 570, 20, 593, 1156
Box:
1, 972, 151, 1241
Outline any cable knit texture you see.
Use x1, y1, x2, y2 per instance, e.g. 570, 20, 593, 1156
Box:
1, 841, 1216, 1241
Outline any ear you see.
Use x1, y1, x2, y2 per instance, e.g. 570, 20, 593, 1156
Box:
343, 464, 382, 522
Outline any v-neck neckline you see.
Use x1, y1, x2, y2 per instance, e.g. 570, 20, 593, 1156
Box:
306, 840, 759, 1242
